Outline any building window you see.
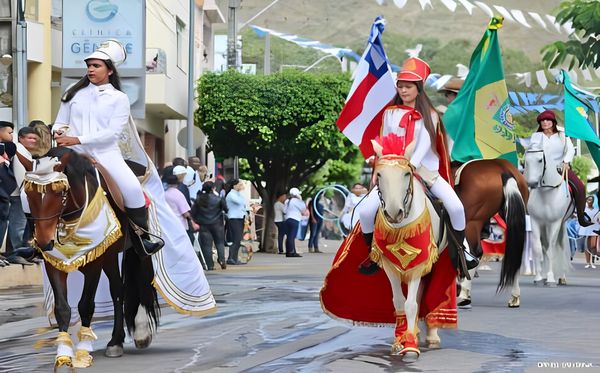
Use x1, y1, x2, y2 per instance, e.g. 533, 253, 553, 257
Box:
0, 0, 10, 18
176, 17, 186, 70
25, 0, 39, 21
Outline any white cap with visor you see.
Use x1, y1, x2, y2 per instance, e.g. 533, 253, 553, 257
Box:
84, 39, 127, 66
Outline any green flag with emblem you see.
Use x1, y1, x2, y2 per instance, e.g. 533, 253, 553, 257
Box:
444, 16, 517, 165
561, 69, 600, 170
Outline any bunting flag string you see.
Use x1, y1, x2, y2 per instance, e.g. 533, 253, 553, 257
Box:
374, 0, 574, 35
249, 24, 596, 91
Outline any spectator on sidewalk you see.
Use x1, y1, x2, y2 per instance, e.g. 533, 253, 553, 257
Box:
274, 191, 287, 254
9, 127, 39, 251
164, 175, 201, 264
579, 195, 600, 269
284, 187, 308, 258
0, 121, 16, 255
185, 156, 208, 203
226, 179, 248, 265
191, 181, 228, 270
308, 193, 324, 253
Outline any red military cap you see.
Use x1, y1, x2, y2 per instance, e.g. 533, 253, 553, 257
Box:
397, 57, 431, 82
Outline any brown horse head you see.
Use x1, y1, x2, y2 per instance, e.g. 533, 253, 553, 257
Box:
23, 155, 71, 251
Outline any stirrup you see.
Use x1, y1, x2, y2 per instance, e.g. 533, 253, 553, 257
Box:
130, 222, 165, 256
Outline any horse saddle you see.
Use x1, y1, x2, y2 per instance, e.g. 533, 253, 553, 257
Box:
90, 159, 149, 213
421, 182, 478, 279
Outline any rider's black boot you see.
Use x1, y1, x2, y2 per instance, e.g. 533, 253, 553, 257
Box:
358, 232, 380, 275
448, 229, 479, 279
125, 206, 164, 256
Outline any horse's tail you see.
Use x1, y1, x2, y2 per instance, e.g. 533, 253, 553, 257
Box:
123, 246, 160, 336
497, 172, 526, 292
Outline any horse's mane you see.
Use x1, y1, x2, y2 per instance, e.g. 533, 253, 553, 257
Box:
375, 133, 406, 155
46, 147, 99, 190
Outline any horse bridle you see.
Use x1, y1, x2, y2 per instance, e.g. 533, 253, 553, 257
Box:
376, 157, 415, 221
526, 149, 561, 189
25, 173, 90, 249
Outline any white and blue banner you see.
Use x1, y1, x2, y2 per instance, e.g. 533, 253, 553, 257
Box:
62, 0, 144, 70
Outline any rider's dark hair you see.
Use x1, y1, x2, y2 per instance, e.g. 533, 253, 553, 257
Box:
61, 59, 121, 102
197, 181, 215, 208
392, 80, 442, 157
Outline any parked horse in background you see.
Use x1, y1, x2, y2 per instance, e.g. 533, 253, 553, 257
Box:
524, 145, 571, 287
453, 159, 528, 308
23, 148, 159, 370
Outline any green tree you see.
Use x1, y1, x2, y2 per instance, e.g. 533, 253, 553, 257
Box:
542, 0, 600, 69
196, 70, 353, 252
572, 155, 593, 184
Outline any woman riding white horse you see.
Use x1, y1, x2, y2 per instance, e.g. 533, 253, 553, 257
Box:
525, 110, 577, 286
357, 57, 477, 278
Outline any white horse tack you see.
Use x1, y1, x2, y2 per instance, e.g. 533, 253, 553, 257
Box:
524, 147, 572, 286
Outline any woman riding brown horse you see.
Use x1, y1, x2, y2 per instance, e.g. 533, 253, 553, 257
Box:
22, 147, 159, 370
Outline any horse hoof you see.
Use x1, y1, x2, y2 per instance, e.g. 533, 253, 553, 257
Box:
458, 297, 472, 309
53, 355, 74, 373
134, 335, 152, 349
72, 349, 93, 368
401, 349, 420, 362
105, 344, 124, 358
558, 278, 567, 286
391, 341, 404, 355
508, 295, 520, 308
426, 340, 441, 349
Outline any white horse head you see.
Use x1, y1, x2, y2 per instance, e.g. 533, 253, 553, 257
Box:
523, 143, 563, 189
372, 136, 421, 226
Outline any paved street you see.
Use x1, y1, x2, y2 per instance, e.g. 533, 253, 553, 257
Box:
1, 240, 600, 372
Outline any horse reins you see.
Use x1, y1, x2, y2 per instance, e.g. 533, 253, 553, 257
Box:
376, 164, 415, 221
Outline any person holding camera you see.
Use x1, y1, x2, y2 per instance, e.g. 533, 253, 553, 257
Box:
0, 121, 17, 255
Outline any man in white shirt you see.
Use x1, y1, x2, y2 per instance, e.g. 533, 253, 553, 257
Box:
184, 157, 208, 203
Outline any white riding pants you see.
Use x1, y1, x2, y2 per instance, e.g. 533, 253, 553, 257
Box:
93, 150, 146, 208
358, 177, 466, 234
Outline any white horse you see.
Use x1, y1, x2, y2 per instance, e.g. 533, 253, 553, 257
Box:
369, 140, 452, 362
523, 145, 572, 286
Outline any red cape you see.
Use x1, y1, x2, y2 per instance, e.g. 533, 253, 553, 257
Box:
481, 213, 507, 257
320, 114, 457, 327
320, 223, 457, 328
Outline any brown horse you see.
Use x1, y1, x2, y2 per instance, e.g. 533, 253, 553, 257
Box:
453, 159, 529, 307
22, 148, 159, 370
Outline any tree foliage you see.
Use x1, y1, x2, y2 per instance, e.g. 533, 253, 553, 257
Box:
196, 70, 353, 250
542, 0, 600, 69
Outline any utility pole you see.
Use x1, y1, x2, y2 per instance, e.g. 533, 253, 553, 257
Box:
227, 0, 241, 70
186, 0, 196, 157
15, 0, 27, 128
263, 32, 270, 75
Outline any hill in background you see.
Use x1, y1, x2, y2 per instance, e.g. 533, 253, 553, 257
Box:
217, 0, 565, 64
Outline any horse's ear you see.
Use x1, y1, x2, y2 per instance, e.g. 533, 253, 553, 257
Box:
15, 151, 33, 172
404, 142, 416, 158
54, 154, 69, 173
371, 139, 383, 157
